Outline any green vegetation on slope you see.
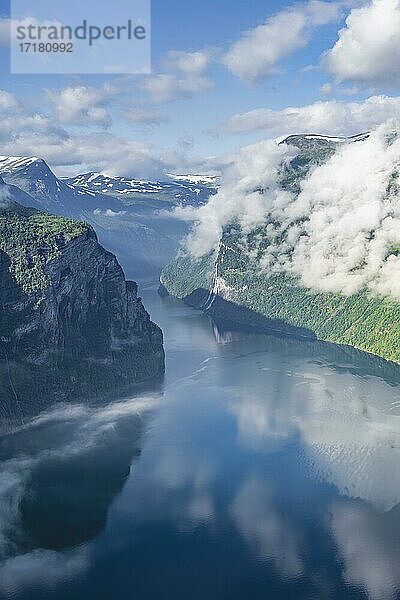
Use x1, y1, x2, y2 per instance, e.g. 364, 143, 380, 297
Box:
228, 272, 400, 363
162, 248, 400, 364
0, 209, 89, 294
161, 252, 214, 298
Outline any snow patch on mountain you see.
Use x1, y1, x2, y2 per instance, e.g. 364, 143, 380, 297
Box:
167, 173, 220, 186
0, 156, 42, 171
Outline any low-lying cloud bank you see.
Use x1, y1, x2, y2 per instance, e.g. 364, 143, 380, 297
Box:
178, 121, 400, 300
175, 139, 297, 257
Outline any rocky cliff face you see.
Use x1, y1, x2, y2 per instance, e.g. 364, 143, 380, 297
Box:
0, 189, 164, 409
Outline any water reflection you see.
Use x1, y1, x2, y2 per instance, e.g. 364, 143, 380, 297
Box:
211, 320, 400, 599
331, 501, 400, 600
0, 394, 159, 597
0, 547, 89, 598
212, 322, 400, 511
230, 475, 303, 577
1, 288, 400, 599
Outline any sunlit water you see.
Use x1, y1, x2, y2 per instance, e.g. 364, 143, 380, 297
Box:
1, 281, 400, 600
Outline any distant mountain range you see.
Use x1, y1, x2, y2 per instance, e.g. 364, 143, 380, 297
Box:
63, 171, 219, 205
0, 156, 217, 277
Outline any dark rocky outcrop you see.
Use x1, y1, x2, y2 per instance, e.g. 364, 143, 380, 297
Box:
0, 192, 164, 412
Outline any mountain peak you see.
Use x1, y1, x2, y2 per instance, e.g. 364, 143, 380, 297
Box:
0, 155, 72, 212
0, 156, 45, 172
281, 132, 370, 148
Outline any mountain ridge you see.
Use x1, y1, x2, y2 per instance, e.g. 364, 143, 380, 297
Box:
0, 156, 216, 278
160, 130, 400, 364
0, 155, 213, 276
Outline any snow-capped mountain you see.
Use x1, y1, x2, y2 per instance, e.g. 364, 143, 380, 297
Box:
0, 156, 198, 276
166, 173, 220, 186
64, 172, 164, 195
0, 156, 122, 217
281, 132, 370, 149
63, 172, 218, 207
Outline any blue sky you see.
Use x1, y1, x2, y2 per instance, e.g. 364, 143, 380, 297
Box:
0, 0, 399, 177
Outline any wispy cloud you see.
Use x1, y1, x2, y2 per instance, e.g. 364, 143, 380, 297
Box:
217, 96, 400, 137
222, 0, 340, 83
140, 50, 214, 103
123, 106, 169, 126
175, 139, 294, 256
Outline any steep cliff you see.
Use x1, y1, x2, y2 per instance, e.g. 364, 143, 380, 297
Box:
0, 183, 164, 408
161, 240, 400, 361
161, 132, 400, 364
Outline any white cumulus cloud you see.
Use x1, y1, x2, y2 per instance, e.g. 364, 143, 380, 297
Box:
0, 90, 20, 112
93, 208, 127, 218
325, 0, 400, 87
48, 84, 118, 128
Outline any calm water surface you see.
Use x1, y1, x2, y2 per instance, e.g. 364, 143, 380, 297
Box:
1, 281, 400, 600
